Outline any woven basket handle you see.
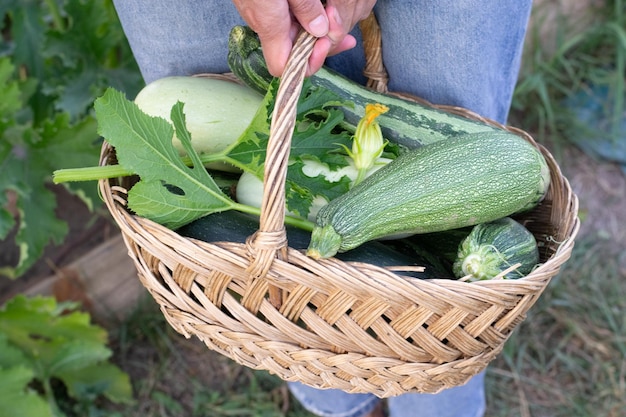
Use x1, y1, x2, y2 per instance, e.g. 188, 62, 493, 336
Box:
359, 12, 388, 93
243, 29, 316, 309
243, 14, 387, 311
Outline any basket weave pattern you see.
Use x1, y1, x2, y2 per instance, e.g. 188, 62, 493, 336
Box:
99, 18, 579, 398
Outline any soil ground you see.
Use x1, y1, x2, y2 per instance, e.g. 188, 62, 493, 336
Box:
0, 187, 117, 302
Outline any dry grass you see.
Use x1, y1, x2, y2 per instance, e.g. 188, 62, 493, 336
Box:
486, 240, 626, 417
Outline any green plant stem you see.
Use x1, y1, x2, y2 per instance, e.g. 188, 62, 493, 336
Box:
53, 164, 132, 183
231, 202, 315, 231
42, 378, 63, 417
53, 152, 229, 183
53, 156, 316, 232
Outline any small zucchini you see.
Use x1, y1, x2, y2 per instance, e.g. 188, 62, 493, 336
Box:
452, 217, 540, 281
306, 131, 550, 259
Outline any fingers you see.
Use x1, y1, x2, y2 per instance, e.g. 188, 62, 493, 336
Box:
231, 0, 375, 77
289, 0, 329, 37
232, 0, 292, 76
306, 27, 356, 76
324, 1, 375, 56
232, 0, 329, 76
324, 5, 359, 56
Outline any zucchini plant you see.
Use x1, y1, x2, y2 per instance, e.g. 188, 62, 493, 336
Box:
0, 295, 134, 416
0, 0, 143, 279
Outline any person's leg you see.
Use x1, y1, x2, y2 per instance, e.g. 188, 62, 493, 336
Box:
287, 382, 381, 417
113, 0, 531, 123
112, 0, 243, 84
387, 372, 486, 417
371, 0, 532, 124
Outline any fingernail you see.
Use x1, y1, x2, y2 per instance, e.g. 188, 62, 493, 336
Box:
309, 15, 328, 37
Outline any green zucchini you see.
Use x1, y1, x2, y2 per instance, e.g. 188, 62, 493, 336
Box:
227, 25, 500, 150
176, 210, 449, 279
306, 131, 550, 259
227, 26, 273, 95
452, 217, 540, 281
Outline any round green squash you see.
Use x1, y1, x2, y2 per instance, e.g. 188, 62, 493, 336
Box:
452, 217, 540, 281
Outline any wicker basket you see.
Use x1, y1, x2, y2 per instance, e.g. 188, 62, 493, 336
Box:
98, 15, 579, 398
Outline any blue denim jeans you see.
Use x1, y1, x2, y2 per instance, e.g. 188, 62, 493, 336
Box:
289, 372, 486, 417
113, 0, 531, 125
113, 1, 531, 416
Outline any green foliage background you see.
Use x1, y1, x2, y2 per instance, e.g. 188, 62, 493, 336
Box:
0, 0, 143, 279
0, 295, 134, 416
511, 0, 625, 143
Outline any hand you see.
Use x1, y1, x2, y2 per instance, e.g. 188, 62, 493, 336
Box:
321, 1, 377, 64
232, 0, 376, 77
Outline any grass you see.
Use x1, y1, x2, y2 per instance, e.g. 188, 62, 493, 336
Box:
105, 297, 316, 417
510, 0, 625, 145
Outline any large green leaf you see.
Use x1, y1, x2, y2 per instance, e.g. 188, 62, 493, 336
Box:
1, 0, 142, 279
0, 296, 109, 378
0, 57, 21, 240
0, 58, 21, 118
0, 333, 28, 369
0, 295, 134, 411
8, 1, 46, 80
0, 366, 53, 417
95, 89, 235, 229
0, 296, 107, 347
57, 362, 134, 405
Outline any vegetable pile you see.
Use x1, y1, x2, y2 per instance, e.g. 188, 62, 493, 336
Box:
54, 26, 551, 282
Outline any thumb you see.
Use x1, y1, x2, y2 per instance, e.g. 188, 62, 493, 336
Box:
289, 0, 329, 37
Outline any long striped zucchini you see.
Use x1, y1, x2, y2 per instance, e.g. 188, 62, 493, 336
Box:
306, 131, 550, 259
227, 25, 500, 149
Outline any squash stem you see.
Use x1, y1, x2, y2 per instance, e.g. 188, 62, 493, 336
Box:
53, 152, 233, 184
53, 164, 132, 183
